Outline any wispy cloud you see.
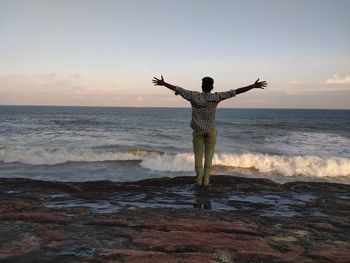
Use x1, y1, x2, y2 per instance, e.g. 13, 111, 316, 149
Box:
326, 74, 350, 84
0, 73, 125, 106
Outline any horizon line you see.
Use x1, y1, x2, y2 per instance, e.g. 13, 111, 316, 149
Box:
0, 104, 349, 110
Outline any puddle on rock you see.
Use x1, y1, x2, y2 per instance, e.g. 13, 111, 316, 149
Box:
47, 193, 71, 198
229, 193, 316, 205
2, 190, 22, 194
117, 201, 193, 209
42, 189, 326, 217
57, 245, 96, 257
44, 199, 120, 213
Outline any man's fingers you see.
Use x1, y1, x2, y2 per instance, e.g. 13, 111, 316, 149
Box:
152, 76, 163, 86
253, 79, 267, 89
254, 79, 267, 89
152, 78, 159, 85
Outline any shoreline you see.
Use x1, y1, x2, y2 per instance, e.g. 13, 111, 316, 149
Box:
0, 175, 349, 262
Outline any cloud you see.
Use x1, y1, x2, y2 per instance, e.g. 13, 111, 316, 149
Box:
0, 73, 126, 106
0, 73, 80, 89
326, 74, 350, 84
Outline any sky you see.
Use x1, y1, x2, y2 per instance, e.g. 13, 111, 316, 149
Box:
0, 0, 349, 108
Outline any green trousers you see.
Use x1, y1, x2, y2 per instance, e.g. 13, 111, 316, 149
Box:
192, 128, 217, 186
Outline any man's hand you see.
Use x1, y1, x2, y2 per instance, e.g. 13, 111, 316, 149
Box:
152, 75, 177, 91
253, 78, 267, 89
152, 75, 165, 86
235, 78, 268, 95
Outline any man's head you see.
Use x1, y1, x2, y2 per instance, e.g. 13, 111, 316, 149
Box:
202, 77, 214, 93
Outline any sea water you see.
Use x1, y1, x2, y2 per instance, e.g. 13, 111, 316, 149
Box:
0, 106, 349, 184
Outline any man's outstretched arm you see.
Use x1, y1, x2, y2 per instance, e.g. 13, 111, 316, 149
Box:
235, 79, 267, 95
152, 75, 195, 102
152, 75, 176, 91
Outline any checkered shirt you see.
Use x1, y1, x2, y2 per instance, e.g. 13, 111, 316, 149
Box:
174, 86, 236, 131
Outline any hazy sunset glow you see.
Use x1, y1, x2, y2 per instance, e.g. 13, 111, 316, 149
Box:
1, 0, 349, 108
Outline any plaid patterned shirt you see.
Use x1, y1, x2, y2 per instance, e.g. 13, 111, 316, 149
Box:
174, 87, 236, 131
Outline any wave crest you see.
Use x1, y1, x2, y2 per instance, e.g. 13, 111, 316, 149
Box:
214, 153, 350, 178
140, 152, 350, 178
0, 147, 156, 165
1, 147, 349, 178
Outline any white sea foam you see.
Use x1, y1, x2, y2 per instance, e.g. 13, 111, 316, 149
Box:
213, 153, 350, 178
141, 153, 194, 172
0, 147, 147, 165
1, 147, 349, 179
140, 152, 350, 178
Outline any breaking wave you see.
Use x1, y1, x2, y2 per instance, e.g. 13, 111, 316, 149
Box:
0, 147, 349, 179
141, 153, 350, 178
0, 147, 152, 165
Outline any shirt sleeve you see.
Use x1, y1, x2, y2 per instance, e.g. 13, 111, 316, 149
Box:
174, 86, 196, 102
216, 89, 236, 102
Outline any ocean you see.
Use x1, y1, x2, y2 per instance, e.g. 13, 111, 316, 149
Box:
0, 106, 349, 184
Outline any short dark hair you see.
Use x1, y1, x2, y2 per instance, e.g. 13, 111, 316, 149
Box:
202, 77, 214, 92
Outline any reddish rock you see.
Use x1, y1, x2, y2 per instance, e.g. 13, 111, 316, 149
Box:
269, 241, 309, 263
0, 234, 41, 260
310, 222, 338, 232
45, 241, 69, 250
0, 212, 69, 223
140, 218, 258, 235
68, 206, 90, 215
0, 176, 349, 262
308, 243, 350, 263
39, 229, 68, 241
22, 192, 47, 201
99, 248, 214, 263
176, 252, 215, 263
88, 218, 129, 227
0, 250, 18, 261
100, 248, 171, 257
334, 199, 350, 208
133, 229, 277, 257
5, 201, 32, 210
329, 217, 350, 228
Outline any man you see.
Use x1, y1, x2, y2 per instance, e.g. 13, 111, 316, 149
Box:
152, 75, 267, 190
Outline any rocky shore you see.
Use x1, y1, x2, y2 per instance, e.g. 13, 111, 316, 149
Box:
0, 175, 349, 262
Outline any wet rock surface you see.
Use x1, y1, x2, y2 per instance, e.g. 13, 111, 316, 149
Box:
0, 175, 349, 262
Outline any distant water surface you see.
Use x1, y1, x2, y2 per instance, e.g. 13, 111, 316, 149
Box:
0, 106, 349, 184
